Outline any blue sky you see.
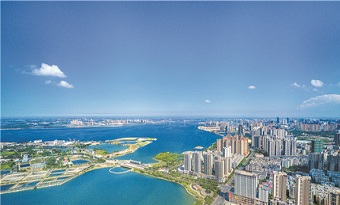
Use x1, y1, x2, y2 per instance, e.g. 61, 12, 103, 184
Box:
2, 2, 340, 118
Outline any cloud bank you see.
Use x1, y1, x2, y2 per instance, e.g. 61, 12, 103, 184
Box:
57, 80, 74, 89
205, 99, 211, 103
299, 94, 340, 108
32, 63, 66, 78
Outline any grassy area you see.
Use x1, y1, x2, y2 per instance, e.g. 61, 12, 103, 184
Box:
0, 161, 15, 170
0, 151, 17, 157
94, 149, 108, 156
205, 142, 216, 151
154, 152, 182, 164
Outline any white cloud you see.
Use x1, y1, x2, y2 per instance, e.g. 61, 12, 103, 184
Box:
45, 80, 52, 84
299, 94, 340, 108
205, 99, 211, 103
311, 79, 324, 87
57, 80, 74, 89
248, 85, 256, 89
291, 82, 301, 88
32, 63, 67, 78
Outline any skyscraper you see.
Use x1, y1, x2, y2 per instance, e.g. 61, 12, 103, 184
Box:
183, 151, 192, 172
217, 138, 222, 153
334, 131, 340, 146
192, 151, 202, 174
295, 175, 311, 205
223, 146, 232, 158
328, 190, 340, 205
311, 140, 323, 153
238, 124, 244, 136
273, 172, 287, 202
283, 137, 297, 156
214, 159, 224, 181
223, 157, 232, 176
203, 151, 214, 175
234, 170, 258, 199
308, 153, 324, 170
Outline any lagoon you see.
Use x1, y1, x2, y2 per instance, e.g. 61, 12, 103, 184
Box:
1, 168, 195, 205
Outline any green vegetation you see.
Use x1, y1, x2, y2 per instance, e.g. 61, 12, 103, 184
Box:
205, 142, 216, 151
1, 151, 20, 158
146, 152, 218, 205
282, 165, 309, 173
155, 152, 182, 164
290, 129, 335, 138
204, 196, 214, 205
0, 161, 15, 170
94, 149, 108, 156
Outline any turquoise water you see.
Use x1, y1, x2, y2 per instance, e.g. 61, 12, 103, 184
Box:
1, 123, 219, 204
88, 143, 126, 153
1, 168, 195, 205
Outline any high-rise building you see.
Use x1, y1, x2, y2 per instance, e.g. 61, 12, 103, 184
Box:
258, 185, 269, 203
252, 135, 262, 149
203, 151, 214, 175
222, 134, 249, 156
223, 146, 232, 158
326, 154, 340, 171
238, 124, 244, 136
334, 132, 340, 146
311, 140, 324, 153
295, 175, 311, 205
183, 151, 192, 172
308, 153, 324, 170
214, 159, 224, 181
273, 172, 287, 202
234, 170, 258, 199
223, 157, 232, 176
328, 190, 340, 205
283, 137, 297, 156
217, 138, 222, 153
192, 151, 202, 174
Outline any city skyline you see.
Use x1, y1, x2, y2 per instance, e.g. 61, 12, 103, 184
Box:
2, 2, 340, 118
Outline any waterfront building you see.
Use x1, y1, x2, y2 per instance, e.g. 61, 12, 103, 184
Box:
214, 159, 224, 182
311, 140, 323, 153
203, 151, 214, 175
234, 170, 258, 199
217, 138, 222, 153
295, 175, 311, 205
273, 172, 287, 202
183, 151, 192, 172
192, 151, 202, 174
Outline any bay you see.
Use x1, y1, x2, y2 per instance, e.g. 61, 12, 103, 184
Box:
1, 123, 219, 204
